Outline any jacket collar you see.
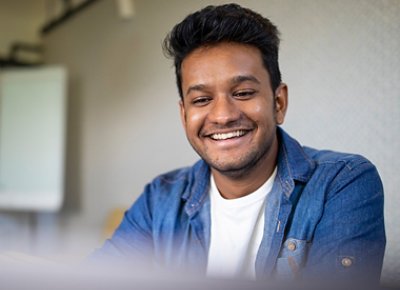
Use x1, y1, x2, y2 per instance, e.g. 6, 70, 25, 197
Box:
276, 127, 316, 197
182, 159, 210, 217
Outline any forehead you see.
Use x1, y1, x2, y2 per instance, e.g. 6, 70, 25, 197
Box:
181, 42, 269, 91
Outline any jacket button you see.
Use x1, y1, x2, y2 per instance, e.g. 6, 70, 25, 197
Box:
287, 241, 296, 251
341, 257, 353, 267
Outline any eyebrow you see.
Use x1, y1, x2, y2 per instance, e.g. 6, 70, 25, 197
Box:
186, 84, 207, 96
185, 75, 261, 96
230, 75, 261, 86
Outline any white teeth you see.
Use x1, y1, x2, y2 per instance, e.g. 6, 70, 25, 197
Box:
210, 130, 246, 140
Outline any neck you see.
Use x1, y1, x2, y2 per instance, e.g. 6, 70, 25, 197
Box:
211, 136, 279, 199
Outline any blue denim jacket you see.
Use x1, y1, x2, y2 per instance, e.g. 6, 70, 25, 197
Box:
95, 127, 385, 282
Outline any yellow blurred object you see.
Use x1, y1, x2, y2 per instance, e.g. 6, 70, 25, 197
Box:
103, 208, 126, 239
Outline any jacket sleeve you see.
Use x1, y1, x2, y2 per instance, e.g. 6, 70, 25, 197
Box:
304, 157, 386, 284
87, 183, 155, 266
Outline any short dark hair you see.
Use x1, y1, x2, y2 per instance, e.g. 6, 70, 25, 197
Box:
163, 3, 281, 99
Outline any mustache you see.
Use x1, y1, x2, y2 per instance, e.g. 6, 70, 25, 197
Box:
200, 119, 254, 136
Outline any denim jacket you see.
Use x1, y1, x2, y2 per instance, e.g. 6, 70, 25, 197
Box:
95, 127, 386, 282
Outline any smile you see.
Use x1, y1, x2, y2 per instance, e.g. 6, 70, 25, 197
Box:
210, 130, 248, 141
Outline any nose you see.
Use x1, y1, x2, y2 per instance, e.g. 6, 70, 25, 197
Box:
208, 95, 241, 125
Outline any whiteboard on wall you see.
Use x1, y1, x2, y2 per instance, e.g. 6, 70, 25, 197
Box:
0, 67, 67, 211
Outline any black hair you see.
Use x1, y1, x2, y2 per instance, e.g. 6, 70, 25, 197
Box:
163, 3, 281, 99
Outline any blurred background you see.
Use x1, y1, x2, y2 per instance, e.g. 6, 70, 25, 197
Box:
0, 0, 398, 286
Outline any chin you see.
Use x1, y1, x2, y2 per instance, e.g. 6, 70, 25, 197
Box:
208, 159, 256, 178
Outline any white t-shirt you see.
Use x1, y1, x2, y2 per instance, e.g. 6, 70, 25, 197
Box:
206, 168, 277, 279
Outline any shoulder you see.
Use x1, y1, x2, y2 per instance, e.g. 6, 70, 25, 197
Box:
302, 146, 381, 186
278, 127, 382, 196
277, 128, 379, 186
146, 159, 205, 194
134, 159, 209, 211
142, 165, 192, 204
303, 146, 374, 171
301, 146, 383, 201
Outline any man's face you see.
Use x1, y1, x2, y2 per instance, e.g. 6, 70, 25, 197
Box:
179, 42, 286, 177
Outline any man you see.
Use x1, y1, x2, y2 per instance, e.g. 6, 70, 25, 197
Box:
93, 3, 385, 284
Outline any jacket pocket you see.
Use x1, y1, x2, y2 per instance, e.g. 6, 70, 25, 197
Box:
274, 238, 310, 279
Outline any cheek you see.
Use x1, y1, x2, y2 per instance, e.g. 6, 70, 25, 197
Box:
251, 102, 264, 115
242, 100, 272, 125
184, 108, 206, 132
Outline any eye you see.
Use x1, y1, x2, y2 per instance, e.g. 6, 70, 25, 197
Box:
192, 96, 212, 106
233, 90, 256, 100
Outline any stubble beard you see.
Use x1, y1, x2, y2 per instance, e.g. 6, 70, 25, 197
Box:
192, 134, 276, 179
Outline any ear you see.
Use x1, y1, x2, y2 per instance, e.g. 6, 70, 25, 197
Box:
179, 99, 187, 128
274, 83, 288, 125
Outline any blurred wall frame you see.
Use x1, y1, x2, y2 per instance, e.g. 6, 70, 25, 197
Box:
0, 66, 67, 212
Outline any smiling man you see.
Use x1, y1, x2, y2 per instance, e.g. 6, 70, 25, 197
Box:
93, 3, 386, 285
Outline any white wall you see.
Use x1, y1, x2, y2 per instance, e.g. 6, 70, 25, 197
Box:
37, 0, 400, 284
